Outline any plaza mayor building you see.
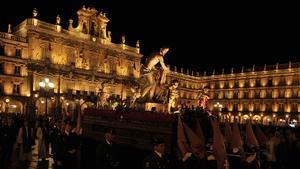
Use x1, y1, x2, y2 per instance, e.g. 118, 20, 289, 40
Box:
0, 7, 299, 125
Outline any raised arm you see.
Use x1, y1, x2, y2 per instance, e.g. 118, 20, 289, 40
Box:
158, 56, 169, 71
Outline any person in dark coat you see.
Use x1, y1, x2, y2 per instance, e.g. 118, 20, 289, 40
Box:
96, 128, 120, 169
243, 146, 260, 169
17, 119, 34, 161
143, 137, 170, 169
55, 119, 80, 169
228, 147, 245, 169
50, 120, 61, 164
0, 118, 17, 167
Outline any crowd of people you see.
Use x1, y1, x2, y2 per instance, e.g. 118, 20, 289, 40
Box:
176, 107, 300, 169
1, 108, 300, 169
0, 113, 82, 169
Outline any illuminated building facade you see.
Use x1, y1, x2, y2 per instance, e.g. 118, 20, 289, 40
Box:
202, 64, 300, 125
168, 63, 300, 125
0, 7, 142, 115
0, 7, 299, 125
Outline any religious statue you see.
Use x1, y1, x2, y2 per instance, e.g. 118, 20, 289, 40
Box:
75, 55, 82, 68
197, 87, 210, 109
107, 31, 112, 42
167, 80, 179, 113
97, 82, 111, 109
33, 8, 38, 17
7, 24, 11, 34
122, 35, 126, 44
56, 15, 61, 25
130, 86, 141, 108
82, 56, 89, 69
140, 47, 170, 100
99, 24, 107, 39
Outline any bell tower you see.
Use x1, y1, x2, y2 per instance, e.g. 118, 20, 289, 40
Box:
69, 6, 111, 43
75, 6, 98, 34
97, 11, 110, 40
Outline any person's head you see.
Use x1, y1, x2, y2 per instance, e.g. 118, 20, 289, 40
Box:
104, 128, 115, 142
42, 120, 47, 127
7, 118, 13, 126
203, 87, 209, 93
152, 137, 166, 154
64, 119, 73, 132
24, 119, 29, 126
172, 80, 179, 88
2, 118, 8, 126
160, 47, 169, 56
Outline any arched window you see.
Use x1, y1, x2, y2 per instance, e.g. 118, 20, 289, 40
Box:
82, 22, 88, 34
91, 22, 97, 36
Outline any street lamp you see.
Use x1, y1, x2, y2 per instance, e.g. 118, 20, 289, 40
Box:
214, 102, 223, 112
39, 78, 54, 116
214, 102, 223, 121
5, 98, 10, 113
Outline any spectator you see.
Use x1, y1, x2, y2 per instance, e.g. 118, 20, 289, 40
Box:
96, 128, 120, 169
143, 137, 170, 169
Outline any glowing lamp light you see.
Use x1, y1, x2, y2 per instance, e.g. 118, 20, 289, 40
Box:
174, 110, 180, 114
48, 82, 54, 88
214, 102, 223, 111
39, 78, 54, 89
39, 81, 46, 87
5, 98, 10, 103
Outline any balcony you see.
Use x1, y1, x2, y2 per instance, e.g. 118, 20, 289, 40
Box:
0, 32, 27, 43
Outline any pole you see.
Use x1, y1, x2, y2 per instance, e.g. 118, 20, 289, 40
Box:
5, 102, 8, 113
45, 90, 48, 116
56, 74, 61, 120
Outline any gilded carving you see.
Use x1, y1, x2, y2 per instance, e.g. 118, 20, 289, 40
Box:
167, 80, 179, 113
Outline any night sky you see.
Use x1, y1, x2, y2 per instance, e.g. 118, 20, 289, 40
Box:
0, 0, 299, 73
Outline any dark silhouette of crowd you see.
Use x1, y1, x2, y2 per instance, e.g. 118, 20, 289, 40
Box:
178, 107, 300, 169
1, 108, 300, 169
0, 113, 82, 169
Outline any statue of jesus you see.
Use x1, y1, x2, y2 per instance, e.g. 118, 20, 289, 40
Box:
140, 47, 170, 100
